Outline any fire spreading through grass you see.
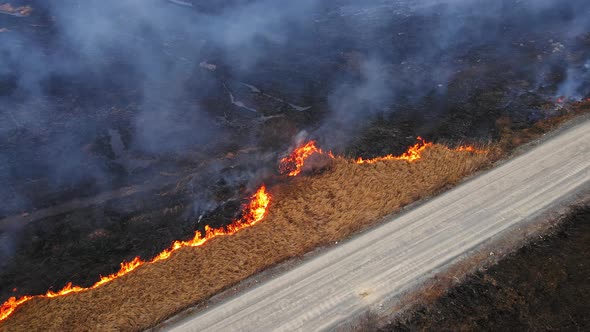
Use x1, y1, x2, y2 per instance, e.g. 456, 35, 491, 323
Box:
355, 137, 434, 164
280, 137, 487, 173
0, 186, 270, 322
279, 140, 334, 176
0, 137, 485, 324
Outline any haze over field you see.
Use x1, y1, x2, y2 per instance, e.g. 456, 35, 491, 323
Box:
0, 0, 589, 307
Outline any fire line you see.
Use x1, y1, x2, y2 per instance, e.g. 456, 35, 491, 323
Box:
279, 137, 486, 174
355, 136, 433, 164
0, 186, 270, 322
1, 137, 485, 323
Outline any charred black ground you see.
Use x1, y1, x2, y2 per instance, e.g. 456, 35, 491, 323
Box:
382, 205, 590, 332
0, 0, 589, 307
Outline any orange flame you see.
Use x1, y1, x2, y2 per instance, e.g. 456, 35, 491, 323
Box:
1, 185, 270, 322
279, 140, 328, 176
356, 137, 434, 164
281, 137, 487, 173
1, 136, 487, 322
455, 145, 487, 154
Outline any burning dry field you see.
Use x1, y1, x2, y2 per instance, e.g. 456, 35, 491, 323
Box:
1, 0, 590, 330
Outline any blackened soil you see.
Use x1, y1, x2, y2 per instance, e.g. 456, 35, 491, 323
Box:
0, 183, 254, 304
1, 0, 589, 310
384, 206, 590, 332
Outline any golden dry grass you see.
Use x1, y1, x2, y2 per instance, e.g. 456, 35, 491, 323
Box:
0, 145, 490, 331
7, 101, 590, 330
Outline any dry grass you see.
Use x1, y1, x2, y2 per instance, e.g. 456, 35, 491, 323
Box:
496, 99, 590, 151
1, 146, 490, 331
4, 101, 590, 331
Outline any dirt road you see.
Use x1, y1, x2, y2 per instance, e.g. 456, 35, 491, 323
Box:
166, 120, 590, 332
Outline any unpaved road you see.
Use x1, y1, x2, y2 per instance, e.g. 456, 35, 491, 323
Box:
166, 120, 590, 332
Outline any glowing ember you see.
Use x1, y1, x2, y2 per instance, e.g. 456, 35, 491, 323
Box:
0, 185, 270, 322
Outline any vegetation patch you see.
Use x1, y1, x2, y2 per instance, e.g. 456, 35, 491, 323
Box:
1, 101, 589, 331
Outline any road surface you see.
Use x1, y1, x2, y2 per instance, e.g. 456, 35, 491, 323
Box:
166, 120, 590, 332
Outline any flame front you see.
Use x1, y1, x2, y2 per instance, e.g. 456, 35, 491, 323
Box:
355, 137, 434, 164
2, 136, 486, 322
279, 141, 325, 176
282, 137, 487, 174
0, 185, 270, 322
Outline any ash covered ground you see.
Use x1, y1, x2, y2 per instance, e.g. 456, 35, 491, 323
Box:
0, 0, 589, 306
383, 205, 590, 331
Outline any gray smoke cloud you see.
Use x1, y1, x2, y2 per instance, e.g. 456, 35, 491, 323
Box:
1, 0, 589, 217
0, 0, 589, 296
0, 0, 324, 217
311, 0, 590, 148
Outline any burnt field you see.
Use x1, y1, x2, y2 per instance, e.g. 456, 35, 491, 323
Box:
0, 0, 589, 318
384, 205, 590, 332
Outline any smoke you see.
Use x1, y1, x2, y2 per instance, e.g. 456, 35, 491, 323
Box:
1, 0, 590, 302
558, 59, 590, 99
305, 0, 590, 149
1, 0, 589, 222
0, 0, 324, 217
318, 56, 394, 147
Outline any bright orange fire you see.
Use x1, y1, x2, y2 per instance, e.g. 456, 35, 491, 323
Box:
282, 137, 487, 172
0, 185, 270, 322
355, 137, 434, 164
279, 140, 330, 176
1, 136, 486, 322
